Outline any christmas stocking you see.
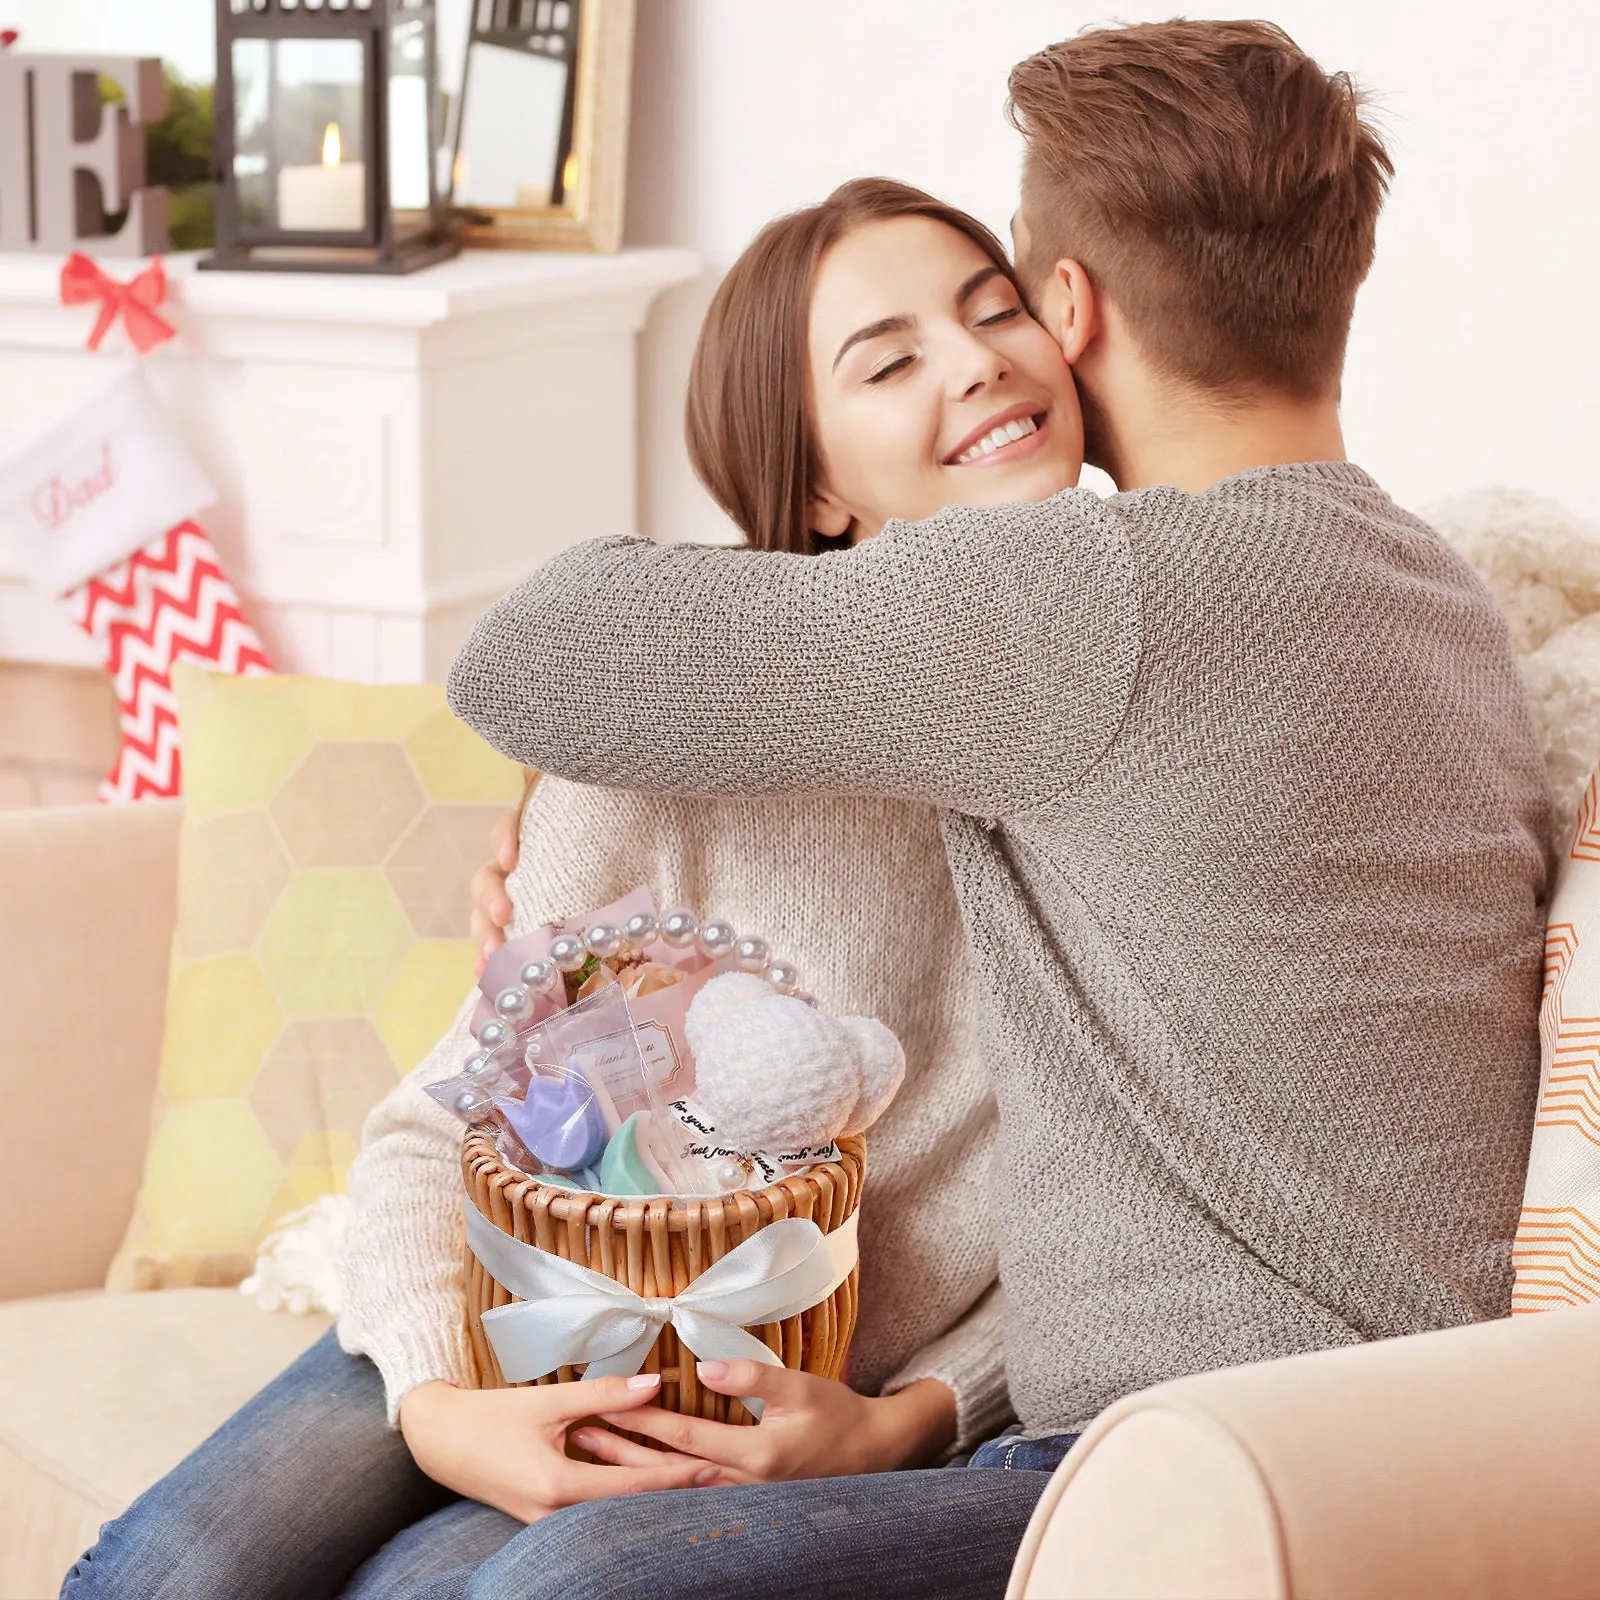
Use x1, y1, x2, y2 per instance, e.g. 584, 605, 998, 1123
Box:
0, 366, 272, 800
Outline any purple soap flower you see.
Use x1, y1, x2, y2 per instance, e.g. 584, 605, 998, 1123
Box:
495, 1072, 609, 1173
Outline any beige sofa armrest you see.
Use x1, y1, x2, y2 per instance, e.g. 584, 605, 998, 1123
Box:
1009, 1305, 1600, 1600
0, 801, 181, 1299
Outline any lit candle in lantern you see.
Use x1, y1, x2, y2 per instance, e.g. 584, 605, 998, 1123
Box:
277, 122, 366, 233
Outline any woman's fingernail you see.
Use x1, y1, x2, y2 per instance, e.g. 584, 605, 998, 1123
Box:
627, 1373, 661, 1390
696, 1361, 729, 1381
481, 939, 496, 959
694, 1466, 720, 1486
572, 1429, 598, 1449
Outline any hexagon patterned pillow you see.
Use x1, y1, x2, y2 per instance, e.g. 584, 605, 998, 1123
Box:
105, 663, 525, 1292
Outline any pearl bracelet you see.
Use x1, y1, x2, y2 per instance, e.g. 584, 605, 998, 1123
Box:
471, 905, 811, 1056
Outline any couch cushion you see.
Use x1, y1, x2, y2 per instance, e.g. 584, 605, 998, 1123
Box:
0, 1287, 329, 1600
105, 665, 526, 1292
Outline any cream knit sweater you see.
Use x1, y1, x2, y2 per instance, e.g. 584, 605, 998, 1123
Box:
336, 774, 1009, 1448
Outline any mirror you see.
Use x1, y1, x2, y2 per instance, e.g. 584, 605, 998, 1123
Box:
439, 0, 634, 252
455, 3, 574, 211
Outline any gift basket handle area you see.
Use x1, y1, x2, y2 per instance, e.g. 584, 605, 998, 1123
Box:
462, 1130, 865, 1430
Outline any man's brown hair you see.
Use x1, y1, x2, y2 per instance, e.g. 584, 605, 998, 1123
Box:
1008, 19, 1393, 399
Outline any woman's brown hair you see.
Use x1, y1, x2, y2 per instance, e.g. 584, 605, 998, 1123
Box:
684, 178, 1017, 556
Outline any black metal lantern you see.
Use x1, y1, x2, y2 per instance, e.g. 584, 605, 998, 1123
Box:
201, 0, 458, 274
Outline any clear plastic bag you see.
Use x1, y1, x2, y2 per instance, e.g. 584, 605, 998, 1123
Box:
423, 1044, 526, 1125
493, 1058, 611, 1175
537, 987, 680, 1194
517, 985, 748, 1197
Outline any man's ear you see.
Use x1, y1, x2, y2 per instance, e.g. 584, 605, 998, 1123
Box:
1044, 258, 1098, 367
808, 483, 853, 541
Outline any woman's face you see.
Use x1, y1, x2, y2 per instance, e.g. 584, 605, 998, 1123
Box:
807, 215, 1083, 543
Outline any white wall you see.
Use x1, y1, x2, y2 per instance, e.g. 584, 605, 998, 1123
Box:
13, 0, 1600, 539
6, 0, 216, 82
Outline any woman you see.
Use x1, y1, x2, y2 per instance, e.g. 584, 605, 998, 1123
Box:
63, 182, 1089, 1600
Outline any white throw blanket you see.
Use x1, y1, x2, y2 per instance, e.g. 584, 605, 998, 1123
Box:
1429, 486, 1600, 848
242, 1196, 352, 1315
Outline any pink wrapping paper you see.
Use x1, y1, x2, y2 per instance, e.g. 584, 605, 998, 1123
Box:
473, 888, 733, 1104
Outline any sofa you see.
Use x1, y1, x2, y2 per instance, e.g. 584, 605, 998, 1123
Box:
5, 798, 1600, 1600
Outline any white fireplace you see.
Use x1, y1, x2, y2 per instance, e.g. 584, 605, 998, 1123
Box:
0, 246, 699, 681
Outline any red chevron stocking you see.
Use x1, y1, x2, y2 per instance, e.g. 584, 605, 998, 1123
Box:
0, 367, 273, 801
65, 518, 272, 800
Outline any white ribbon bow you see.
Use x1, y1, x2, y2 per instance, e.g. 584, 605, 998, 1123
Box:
464, 1200, 859, 1419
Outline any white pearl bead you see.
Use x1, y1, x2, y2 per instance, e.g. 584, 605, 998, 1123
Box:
623, 911, 658, 949
519, 959, 557, 995
765, 959, 800, 995
476, 1018, 512, 1050
660, 907, 699, 948
790, 990, 819, 1009
461, 1050, 493, 1077
495, 985, 533, 1024
454, 1088, 487, 1117
716, 1161, 745, 1190
583, 922, 623, 958
698, 918, 736, 959
733, 935, 770, 972
549, 934, 586, 972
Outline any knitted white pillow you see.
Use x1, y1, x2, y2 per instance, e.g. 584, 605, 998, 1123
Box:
685, 971, 907, 1150
1430, 488, 1600, 853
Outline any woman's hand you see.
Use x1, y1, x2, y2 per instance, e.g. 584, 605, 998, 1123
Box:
399, 1373, 717, 1523
469, 805, 521, 976
583, 1363, 957, 1484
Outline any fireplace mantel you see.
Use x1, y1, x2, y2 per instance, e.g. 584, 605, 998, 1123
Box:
0, 246, 700, 680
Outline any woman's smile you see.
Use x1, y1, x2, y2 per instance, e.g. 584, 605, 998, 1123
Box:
944, 404, 1052, 468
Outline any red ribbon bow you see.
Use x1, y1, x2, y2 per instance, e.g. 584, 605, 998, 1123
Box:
59, 253, 177, 354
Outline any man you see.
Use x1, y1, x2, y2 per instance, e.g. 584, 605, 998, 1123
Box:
448, 16, 1547, 1595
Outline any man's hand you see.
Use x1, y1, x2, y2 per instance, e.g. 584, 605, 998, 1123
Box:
470, 804, 521, 976
582, 1363, 957, 1484
399, 1373, 717, 1524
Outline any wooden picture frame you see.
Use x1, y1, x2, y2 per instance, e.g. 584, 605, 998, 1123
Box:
451, 0, 634, 254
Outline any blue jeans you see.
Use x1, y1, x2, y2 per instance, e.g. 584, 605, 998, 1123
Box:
61, 1329, 1077, 1600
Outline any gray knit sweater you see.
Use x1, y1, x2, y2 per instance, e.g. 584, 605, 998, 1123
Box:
447, 463, 1552, 1435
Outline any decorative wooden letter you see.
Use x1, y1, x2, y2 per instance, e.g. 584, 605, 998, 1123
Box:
0, 53, 29, 253
0, 54, 169, 255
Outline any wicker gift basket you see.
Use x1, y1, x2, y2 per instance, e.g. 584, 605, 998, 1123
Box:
462, 1128, 865, 1430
